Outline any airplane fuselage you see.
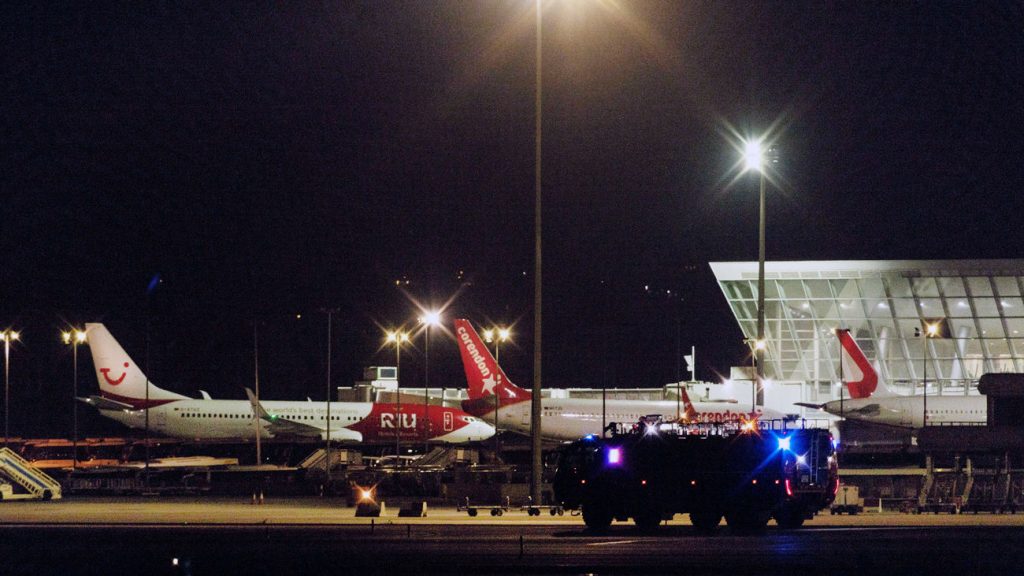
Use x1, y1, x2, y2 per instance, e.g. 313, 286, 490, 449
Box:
102, 398, 492, 443
471, 397, 788, 441
822, 395, 987, 429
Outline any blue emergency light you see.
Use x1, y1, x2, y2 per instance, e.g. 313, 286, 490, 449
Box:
777, 435, 791, 452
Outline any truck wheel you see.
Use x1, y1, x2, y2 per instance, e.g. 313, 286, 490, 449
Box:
468, 509, 478, 517
583, 500, 613, 531
689, 510, 722, 532
633, 507, 662, 532
773, 504, 805, 529
725, 509, 770, 531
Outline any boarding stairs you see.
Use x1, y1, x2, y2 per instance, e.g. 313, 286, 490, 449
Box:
0, 447, 62, 501
962, 455, 1017, 513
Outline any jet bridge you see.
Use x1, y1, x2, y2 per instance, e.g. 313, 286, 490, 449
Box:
0, 447, 62, 500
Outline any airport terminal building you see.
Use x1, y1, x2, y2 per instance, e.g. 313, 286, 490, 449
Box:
710, 260, 1024, 404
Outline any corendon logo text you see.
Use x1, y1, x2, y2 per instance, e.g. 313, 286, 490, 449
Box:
380, 413, 417, 429
692, 410, 761, 423
100, 362, 130, 386
457, 327, 491, 379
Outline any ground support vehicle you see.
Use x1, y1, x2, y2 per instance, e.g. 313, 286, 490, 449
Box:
458, 496, 511, 517
831, 484, 863, 515
553, 420, 838, 531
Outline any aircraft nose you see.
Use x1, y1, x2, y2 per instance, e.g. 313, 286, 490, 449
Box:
467, 420, 495, 441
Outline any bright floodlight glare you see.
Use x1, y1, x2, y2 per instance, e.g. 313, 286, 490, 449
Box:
422, 311, 442, 327
927, 323, 939, 336
778, 436, 791, 451
743, 139, 764, 172
76, 330, 86, 343
360, 489, 373, 501
754, 339, 766, 351
62, 331, 71, 344
483, 329, 495, 343
386, 332, 397, 343
498, 327, 511, 341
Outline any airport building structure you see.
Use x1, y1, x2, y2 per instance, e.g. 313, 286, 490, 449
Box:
710, 260, 1024, 411
347, 260, 1024, 429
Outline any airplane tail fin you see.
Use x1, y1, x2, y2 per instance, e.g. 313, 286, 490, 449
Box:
677, 386, 700, 422
836, 329, 887, 399
454, 319, 531, 404
84, 323, 188, 408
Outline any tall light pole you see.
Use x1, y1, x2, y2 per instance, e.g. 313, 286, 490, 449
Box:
744, 338, 764, 413
742, 138, 770, 404
483, 327, 510, 458
322, 308, 339, 484
2, 330, 20, 449
420, 310, 441, 449
387, 330, 410, 462
62, 329, 87, 469
253, 320, 262, 467
531, 0, 545, 511
917, 322, 938, 427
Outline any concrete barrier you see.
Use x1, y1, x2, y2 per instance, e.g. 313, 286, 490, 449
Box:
398, 501, 427, 517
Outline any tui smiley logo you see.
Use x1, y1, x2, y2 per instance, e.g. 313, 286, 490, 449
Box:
100, 362, 130, 386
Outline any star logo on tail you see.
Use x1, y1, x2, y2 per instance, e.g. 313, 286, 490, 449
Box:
480, 375, 497, 395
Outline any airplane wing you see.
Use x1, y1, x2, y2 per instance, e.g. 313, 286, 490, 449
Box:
79, 395, 136, 411
244, 388, 362, 442
794, 402, 825, 409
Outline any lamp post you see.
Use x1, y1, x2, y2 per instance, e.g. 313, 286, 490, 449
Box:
742, 138, 769, 401
387, 330, 410, 462
530, 0, 545, 513
62, 329, 87, 468
917, 322, 938, 427
744, 338, 765, 413
253, 320, 261, 467
483, 327, 510, 458
420, 310, 441, 449
2, 330, 19, 449
322, 308, 339, 485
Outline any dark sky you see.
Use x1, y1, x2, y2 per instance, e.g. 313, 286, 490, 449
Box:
3, 2, 1023, 436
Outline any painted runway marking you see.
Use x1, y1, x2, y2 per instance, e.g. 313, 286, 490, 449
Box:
586, 539, 638, 546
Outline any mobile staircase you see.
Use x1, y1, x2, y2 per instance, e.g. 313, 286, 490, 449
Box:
0, 447, 62, 501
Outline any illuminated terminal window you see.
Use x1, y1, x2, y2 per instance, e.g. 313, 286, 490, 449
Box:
711, 260, 1024, 396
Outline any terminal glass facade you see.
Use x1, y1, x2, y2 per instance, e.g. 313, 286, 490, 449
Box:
711, 260, 1024, 398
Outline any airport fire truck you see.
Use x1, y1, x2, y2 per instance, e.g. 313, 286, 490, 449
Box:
553, 418, 839, 531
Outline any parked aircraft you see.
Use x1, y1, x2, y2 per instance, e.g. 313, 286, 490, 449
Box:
800, 329, 987, 429
80, 323, 493, 443
454, 319, 791, 441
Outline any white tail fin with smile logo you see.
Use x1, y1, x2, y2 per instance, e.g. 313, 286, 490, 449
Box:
84, 323, 188, 409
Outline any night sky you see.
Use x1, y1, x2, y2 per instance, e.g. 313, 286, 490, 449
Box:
3, 2, 1023, 436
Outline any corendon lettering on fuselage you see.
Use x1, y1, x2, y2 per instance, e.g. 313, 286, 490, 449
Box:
691, 410, 761, 424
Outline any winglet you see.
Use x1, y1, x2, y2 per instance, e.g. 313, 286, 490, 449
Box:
245, 387, 275, 422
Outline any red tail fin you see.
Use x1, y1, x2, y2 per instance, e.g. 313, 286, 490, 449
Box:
677, 386, 700, 421
837, 329, 879, 399
454, 319, 531, 404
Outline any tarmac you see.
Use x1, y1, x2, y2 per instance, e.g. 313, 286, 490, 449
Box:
4, 496, 1024, 527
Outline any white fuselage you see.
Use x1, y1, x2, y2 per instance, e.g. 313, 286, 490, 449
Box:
823, 394, 987, 429
480, 397, 788, 441
101, 399, 373, 440
101, 399, 491, 443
